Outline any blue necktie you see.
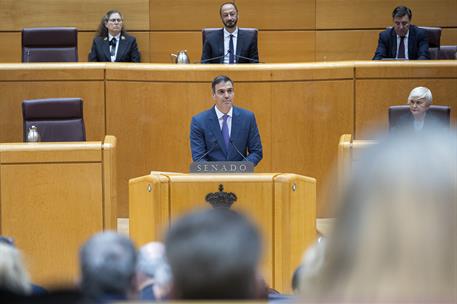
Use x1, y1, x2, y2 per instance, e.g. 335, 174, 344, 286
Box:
398, 36, 405, 59
229, 34, 234, 64
222, 114, 230, 149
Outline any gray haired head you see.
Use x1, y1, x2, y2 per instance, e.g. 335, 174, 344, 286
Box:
79, 231, 137, 301
136, 242, 165, 278
408, 86, 432, 105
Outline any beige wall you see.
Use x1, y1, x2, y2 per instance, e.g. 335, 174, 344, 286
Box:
0, 0, 456, 63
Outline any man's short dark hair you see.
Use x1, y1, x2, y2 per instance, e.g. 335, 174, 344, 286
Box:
392, 6, 412, 19
211, 75, 233, 93
165, 208, 262, 300
219, 2, 238, 16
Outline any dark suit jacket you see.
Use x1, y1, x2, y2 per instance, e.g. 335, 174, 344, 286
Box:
373, 25, 430, 60
201, 28, 259, 63
390, 111, 449, 133
190, 106, 263, 165
88, 34, 140, 62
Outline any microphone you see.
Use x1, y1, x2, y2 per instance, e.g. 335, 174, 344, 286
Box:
232, 52, 261, 63
199, 50, 231, 64
195, 140, 218, 162
229, 139, 250, 162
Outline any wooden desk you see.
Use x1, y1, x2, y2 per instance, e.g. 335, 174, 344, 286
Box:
0, 135, 116, 287
338, 134, 378, 191
129, 172, 317, 293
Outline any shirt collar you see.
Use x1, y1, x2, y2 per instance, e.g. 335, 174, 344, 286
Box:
223, 27, 238, 39
214, 105, 233, 119
108, 33, 121, 41
396, 30, 409, 39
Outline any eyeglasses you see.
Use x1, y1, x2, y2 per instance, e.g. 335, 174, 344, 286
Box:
408, 99, 427, 106
108, 18, 123, 23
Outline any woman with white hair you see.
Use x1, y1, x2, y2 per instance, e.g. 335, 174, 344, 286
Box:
393, 86, 448, 132
407, 86, 432, 122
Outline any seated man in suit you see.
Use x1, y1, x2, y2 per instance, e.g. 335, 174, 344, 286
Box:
190, 75, 262, 166
201, 2, 259, 63
391, 86, 448, 133
373, 6, 429, 60
88, 10, 141, 62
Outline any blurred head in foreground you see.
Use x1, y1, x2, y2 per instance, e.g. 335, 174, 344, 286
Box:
0, 243, 31, 295
79, 231, 137, 302
136, 242, 165, 286
295, 237, 327, 295
136, 242, 172, 300
165, 208, 262, 300
302, 131, 456, 301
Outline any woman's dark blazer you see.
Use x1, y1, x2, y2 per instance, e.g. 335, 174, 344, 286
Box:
88, 34, 140, 62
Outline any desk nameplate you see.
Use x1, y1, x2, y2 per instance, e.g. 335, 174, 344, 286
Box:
189, 161, 254, 173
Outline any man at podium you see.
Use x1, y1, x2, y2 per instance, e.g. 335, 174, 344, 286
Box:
190, 75, 262, 166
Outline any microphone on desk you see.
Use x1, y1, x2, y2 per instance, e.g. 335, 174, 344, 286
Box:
231, 51, 262, 63
229, 139, 250, 162
25, 50, 31, 63
195, 140, 219, 162
198, 50, 231, 64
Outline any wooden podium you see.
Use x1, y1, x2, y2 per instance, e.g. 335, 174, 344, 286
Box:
129, 172, 316, 292
0, 136, 117, 287
338, 134, 378, 190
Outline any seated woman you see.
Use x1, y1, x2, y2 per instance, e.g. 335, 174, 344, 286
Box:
392, 86, 448, 132
88, 10, 140, 62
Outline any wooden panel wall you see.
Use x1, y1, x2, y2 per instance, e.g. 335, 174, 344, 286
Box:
315, 0, 457, 29
0, 62, 456, 218
0, 64, 105, 142
0, 0, 455, 63
0, 0, 149, 30
149, 0, 315, 30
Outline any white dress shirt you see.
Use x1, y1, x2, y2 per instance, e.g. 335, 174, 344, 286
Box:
214, 105, 233, 137
223, 27, 238, 64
